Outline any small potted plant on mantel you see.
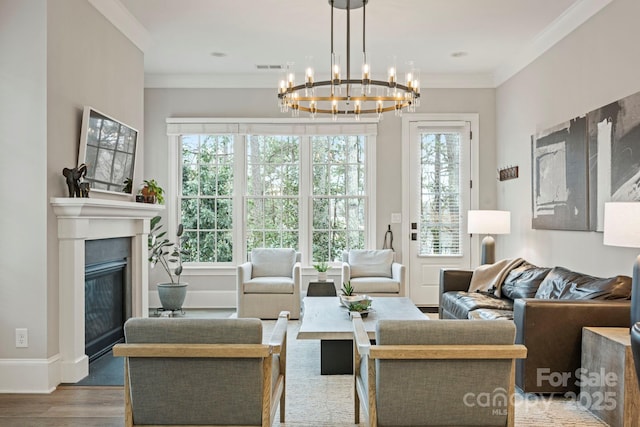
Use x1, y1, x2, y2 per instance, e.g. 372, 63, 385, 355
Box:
313, 261, 331, 281
148, 215, 189, 311
141, 179, 164, 204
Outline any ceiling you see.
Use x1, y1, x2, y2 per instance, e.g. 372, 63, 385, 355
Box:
101, 0, 610, 88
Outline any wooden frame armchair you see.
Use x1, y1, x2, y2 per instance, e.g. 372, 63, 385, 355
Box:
113, 311, 289, 427
352, 314, 527, 427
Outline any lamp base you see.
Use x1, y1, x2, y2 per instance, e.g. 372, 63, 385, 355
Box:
480, 235, 495, 265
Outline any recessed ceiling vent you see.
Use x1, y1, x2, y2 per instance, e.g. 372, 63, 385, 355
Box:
256, 64, 283, 70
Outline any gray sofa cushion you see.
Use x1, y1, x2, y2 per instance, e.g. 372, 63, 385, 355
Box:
534, 266, 632, 300
441, 291, 514, 319
375, 320, 516, 427
250, 248, 296, 278
501, 262, 551, 300
348, 249, 393, 278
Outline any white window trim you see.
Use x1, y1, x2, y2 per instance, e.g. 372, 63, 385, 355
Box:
166, 118, 378, 271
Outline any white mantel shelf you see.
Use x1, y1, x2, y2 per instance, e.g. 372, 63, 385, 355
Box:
51, 197, 163, 218
51, 197, 164, 383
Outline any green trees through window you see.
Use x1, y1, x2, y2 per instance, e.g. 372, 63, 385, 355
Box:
178, 130, 369, 264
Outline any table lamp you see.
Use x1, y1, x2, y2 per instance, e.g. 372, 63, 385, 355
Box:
603, 202, 640, 327
467, 210, 511, 265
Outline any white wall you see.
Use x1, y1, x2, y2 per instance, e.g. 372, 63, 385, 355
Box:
144, 87, 496, 306
0, 0, 144, 392
496, 0, 640, 276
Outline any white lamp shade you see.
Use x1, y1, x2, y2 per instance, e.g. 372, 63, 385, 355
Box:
603, 202, 640, 248
467, 210, 511, 235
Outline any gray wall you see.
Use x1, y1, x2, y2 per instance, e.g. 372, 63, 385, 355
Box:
496, 0, 640, 276
0, 0, 143, 391
0, 0, 48, 361
144, 87, 496, 298
46, 0, 144, 359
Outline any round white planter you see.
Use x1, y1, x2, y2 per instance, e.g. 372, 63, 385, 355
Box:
317, 272, 327, 281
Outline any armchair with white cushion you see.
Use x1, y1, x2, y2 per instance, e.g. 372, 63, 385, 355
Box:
341, 249, 405, 296
237, 248, 301, 319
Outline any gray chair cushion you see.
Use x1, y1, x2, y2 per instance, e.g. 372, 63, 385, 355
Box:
375, 320, 516, 427
348, 249, 393, 278
124, 318, 265, 426
251, 248, 296, 278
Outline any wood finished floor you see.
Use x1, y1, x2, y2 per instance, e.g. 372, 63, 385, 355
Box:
0, 386, 125, 426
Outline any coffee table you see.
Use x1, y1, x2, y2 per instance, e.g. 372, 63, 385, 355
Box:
297, 296, 427, 374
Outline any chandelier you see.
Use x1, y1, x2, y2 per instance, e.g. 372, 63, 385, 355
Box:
277, 0, 420, 119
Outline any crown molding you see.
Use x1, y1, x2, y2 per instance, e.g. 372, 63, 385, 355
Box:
91, 0, 612, 90
144, 72, 496, 89
88, 0, 152, 52
493, 0, 613, 87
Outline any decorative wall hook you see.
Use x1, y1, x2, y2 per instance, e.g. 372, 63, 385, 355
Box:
498, 165, 519, 181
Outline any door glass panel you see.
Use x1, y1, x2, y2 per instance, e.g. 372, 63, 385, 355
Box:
419, 132, 462, 256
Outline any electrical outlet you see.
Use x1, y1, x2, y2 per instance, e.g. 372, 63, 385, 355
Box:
391, 213, 402, 223
15, 328, 28, 348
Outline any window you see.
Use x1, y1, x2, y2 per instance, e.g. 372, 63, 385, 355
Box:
311, 135, 366, 262
245, 135, 300, 252
179, 134, 234, 262
167, 120, 377, 266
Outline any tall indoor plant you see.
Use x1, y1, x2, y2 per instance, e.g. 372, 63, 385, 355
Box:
148, 215, 188, 311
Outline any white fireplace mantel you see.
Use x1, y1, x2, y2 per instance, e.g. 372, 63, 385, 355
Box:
51, 197, 164, 383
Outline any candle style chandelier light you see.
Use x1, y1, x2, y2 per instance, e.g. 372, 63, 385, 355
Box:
277, 0, 420, 120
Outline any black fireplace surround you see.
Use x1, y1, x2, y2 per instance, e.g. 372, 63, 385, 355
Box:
84, 237, 132, 361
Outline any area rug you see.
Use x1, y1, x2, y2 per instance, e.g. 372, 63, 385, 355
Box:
266, 320, 608, 427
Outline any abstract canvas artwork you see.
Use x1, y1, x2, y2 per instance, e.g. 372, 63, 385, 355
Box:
531, 116, 588, 231
587, 91, 640, 231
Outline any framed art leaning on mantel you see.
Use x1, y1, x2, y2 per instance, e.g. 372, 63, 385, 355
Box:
78, 106, 139, 199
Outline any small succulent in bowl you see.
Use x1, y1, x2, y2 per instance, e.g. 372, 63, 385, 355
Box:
348, 300, 372, 312
341, 281, 354, 296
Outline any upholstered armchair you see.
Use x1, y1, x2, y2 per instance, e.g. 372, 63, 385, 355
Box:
237, 248, 301, 319
352, 315, 527, 427
113, 311, 289, 427
341, 249, 405, 296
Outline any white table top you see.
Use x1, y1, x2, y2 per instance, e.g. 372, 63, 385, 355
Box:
297, 296, 428, 340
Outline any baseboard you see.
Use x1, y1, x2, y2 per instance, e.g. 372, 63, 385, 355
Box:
148, 289, 237, 310
0, 355, 61, 393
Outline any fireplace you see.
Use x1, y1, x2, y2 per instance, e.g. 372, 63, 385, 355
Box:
51, 197, 163, 383
84, 237, 132, 361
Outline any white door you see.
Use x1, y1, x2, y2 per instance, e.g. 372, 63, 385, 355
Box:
403, 118, 476, 306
